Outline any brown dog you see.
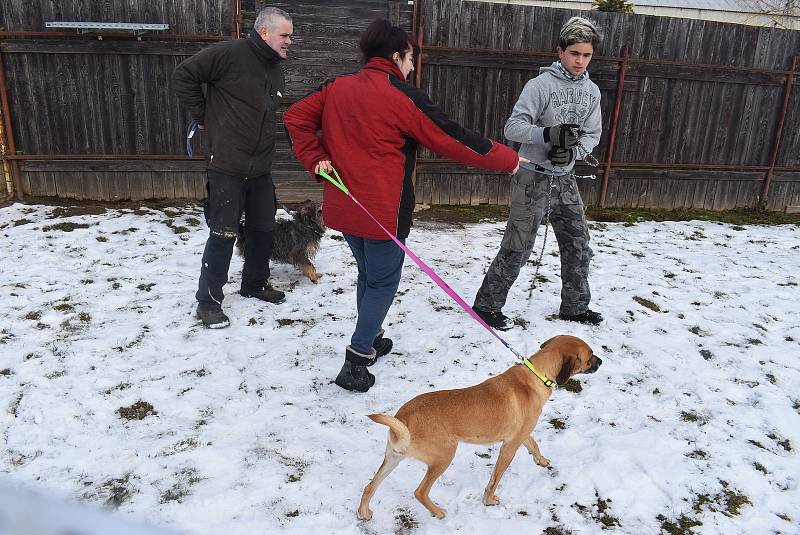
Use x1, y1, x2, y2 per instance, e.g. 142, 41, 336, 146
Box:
357, 334, 601, 520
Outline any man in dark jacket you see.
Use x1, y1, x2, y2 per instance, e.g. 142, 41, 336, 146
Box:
173, 7, 292, 329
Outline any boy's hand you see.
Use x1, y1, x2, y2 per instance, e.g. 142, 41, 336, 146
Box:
548, 146, 576, 167
546, 124, 579, 149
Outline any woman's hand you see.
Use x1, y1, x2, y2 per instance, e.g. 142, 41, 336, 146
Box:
512, 156, 529, 175
314, 160, 333, 175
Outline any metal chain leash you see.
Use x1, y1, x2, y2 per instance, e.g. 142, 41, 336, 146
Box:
528, 126, 599, 297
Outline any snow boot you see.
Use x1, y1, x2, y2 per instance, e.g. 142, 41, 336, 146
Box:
335, 346, 376, 392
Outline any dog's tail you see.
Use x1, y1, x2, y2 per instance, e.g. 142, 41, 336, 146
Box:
368, 414, 411, 454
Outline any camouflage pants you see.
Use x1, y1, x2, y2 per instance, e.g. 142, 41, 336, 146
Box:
474, 167, 592, 316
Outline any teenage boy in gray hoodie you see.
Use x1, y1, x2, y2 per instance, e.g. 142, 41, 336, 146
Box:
473, 16, 603, 329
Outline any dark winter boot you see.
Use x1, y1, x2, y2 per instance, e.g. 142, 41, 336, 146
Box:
195, 302, 230, 329
239, 284, 285, 304
473, 307, 512, 331
559, 309, 604, 325
335, 346, 376, 392
367, 329, 393, 367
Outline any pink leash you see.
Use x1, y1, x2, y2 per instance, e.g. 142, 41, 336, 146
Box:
318, 168, 526, 361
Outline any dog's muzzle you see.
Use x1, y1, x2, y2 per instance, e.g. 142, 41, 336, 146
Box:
587, 356, 602, 373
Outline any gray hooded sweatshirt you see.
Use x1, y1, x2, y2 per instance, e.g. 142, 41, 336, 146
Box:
504, 61, 602, 175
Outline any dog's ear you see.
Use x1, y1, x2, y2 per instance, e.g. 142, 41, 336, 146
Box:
556, 356, 575, 386
540, 336, 560, 350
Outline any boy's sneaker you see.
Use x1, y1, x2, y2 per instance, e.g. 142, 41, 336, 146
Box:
559, 309, 603, 325
196, 303, 230, 329
473, 307, 511, 331
367, 330, 393, 367
239, 284, 285, 304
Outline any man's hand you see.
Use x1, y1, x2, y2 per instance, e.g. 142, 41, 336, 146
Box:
512, 156, 530, 175
314, 160, 333, 174
548, 146, 576, 167
546, 123, 579, 149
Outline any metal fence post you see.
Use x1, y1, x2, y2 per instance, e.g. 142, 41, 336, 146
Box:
760, 54, 797, 211
600, 45, 629, 207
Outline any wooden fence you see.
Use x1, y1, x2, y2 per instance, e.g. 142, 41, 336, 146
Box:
0, 0, 411, 203
414, 0, 800, 211
0, 0, 798, 210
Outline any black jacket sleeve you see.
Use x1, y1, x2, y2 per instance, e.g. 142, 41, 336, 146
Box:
172, 44, 229, 124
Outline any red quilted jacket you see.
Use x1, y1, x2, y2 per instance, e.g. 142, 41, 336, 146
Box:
283, 57, 518, 240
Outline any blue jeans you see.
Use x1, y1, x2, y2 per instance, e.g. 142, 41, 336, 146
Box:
343, 234, 405, 354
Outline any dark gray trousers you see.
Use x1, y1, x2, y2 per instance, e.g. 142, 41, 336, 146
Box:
474, 167, 593, 316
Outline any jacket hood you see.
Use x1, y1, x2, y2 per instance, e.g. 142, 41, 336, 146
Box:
363, 56, 407, 82
247, 30, 282, 65
539, 61, 590, 84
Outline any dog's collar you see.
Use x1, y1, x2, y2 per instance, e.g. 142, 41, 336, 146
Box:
522, 358, 557, 389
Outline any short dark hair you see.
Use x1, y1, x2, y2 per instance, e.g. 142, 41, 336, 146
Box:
359, 19, 414, 63
558, 17, 601, 50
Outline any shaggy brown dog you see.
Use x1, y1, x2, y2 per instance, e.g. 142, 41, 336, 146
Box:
237, 200, 325, 283
358, 334, 602, 520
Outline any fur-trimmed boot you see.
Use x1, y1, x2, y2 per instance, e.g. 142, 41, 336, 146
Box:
335, 346, 376, 392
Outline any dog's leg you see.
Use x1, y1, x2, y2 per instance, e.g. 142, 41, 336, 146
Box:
483, 439, 523, 506
357, 447, 404, 521
413, 447, 456, 519
523, 435, 550, 467
298, 261, 321, 284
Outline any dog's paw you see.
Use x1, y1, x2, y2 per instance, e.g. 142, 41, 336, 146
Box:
357, 508, 373, 521
483, 493, 500, 506
535, 455, 551, 467
431, 507, 447, 519
310, 274, 322, 284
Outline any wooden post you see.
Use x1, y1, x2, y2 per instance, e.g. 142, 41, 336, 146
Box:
760, 54, 797, 211
413, 0, 424, 89
600, 45, 629, 207
0, 47, 22, 201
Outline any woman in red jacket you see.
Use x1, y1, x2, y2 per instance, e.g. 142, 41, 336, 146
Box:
284, 19, 525, 392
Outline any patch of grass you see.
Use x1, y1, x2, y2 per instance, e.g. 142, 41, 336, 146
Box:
686, 449, 707, 459
766, 373, 777, 384
54, 303, 75, 313
549, 418, 566, 430
49, 206, 106, 218
699, 349, 713, 360
13, 218, 33, 226
0, 368, 12, 376
543, 528, 573, 535
657, 514, 702, 534
116, 400, 157, 420
103, 383, 131, 395
767, 433, 792, 452
79, 312, 91, 322
562, 378, 582, 393
633, 296, 661, 312
663, 271, 676, 279
585, 206, 800, 225
96, 474, 136, 508
689, 325, 709, 337
24, 310, 42, 321
41, 222, 91, 232
753, 462, 768, 475
394, 507, 419, 534
512, 317, 529, 329
137, 283, 155, 292
415, 204, 508, 223
680, 410, 704, 424
286, 510, 300, 518
746, 338, 763, 346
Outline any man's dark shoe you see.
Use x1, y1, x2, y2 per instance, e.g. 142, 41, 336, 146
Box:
473, 307, 511, 331
367, 330, 393, 367
195, 302, 230, 329
560, 309, 604, 325
335, 346, 376, 392
239, 284, 285, 304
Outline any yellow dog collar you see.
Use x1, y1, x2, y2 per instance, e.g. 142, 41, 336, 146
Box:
523, 358, 557, 389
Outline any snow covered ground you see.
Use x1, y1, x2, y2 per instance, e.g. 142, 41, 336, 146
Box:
1, 202, 799, 534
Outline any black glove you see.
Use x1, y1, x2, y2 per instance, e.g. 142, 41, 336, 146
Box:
545, 123, 579, 148
548, 146, 577, 167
